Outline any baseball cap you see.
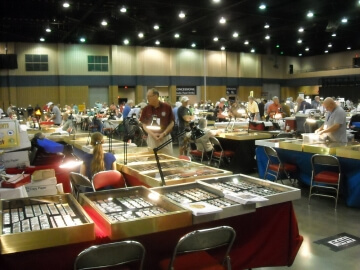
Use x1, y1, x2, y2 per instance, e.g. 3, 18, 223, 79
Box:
47, 102, 53, 106
220, 98, 227, 102
180, 96, 189, 103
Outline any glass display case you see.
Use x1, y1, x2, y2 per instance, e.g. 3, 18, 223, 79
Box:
336, 145, 360, 159
255, 138, 297, 148
79, 186, 192, 240
0, 194, 95, 254
303, 142, 350, 155
279, 139, 304, 151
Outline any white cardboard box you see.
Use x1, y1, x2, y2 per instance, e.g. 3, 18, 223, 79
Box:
27, 177, 57, 186
31, 169, 56, 181
25, 184, 58, 197
3, 151, 30, 168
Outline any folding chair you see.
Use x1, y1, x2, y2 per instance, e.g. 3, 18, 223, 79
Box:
309, 154, 341, 209
188, 141, 205, 163
209, 137, 235, 168
74, 240, 145, 270
69, 172, 92, 200
159, 226, 236, 270
91, 170, 127, 191
263, 146, 297, 184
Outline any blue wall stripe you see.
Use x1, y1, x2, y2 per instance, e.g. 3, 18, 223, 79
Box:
0, 74, 352, 88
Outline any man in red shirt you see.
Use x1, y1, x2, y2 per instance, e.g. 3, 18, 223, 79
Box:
267, 96, 284, 119
140, 88, 175, 155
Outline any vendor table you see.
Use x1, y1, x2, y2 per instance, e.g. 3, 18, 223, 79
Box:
256, 146, 360, 208
0, 201, 302, 270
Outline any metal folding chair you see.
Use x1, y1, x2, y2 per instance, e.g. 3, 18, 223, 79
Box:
209, 137, 235, 168
69, 172, 92, 200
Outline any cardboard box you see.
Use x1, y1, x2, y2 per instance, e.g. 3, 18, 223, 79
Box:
25, 184, 58, 197
1, 174, 31, 188
31, 169, 56, 181
28, 177, 57, 186
3, 151, 30, 169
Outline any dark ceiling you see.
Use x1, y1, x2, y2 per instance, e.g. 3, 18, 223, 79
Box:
1, 0, 360, 57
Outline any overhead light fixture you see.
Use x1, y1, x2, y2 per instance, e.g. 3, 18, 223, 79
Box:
179, 11, 185, 18
280, 51, 284, 55
213, 0, 221, 3
120, 7, 127, 13
154, 24, 159, 30
298, 27, 304, 32
219, 17, 226, 24
213, 37, 219, 41
259, 4, 266, 10
251, 48, 255, 53
298, 53, 302, 57
264, 23, 270, 29
221, 46, 225, 50
265, 35, 270, 40
341, 17, 348, 23
101, 20, 107, 26
244, 40, 249, 45
80, 37, 86, 42
155, 40, 160, 45
123, 39, 129, 45
328, 43, 332, 47
45, 27, 51, 33
191, 43, 196, 47
325, 50, 329, 53
347, 46, 351, 50
232, 32, 239, 38
174, 33, 180, 38
305, 47, 310, 51
63, 2, 70, 8
297, 39, 302, 44
332, 33, 337, 37
138, 32, 144, 38
40, 37, 45, 42
276, 44, 280, 48
307, 11, 314, 18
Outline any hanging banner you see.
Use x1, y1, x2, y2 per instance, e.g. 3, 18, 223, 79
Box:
176, 86, 196, 95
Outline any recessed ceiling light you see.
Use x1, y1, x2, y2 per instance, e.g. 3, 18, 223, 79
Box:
305, 47, 310, 51
298, 27, 304, 32
213, 37, 219, 41
138, 32, 144, 38
154, 24, 159, 30
123, 39, 129, 45
264, 23, 270, 29
232, 32, 239, 38
191, 43, 196, 47
120, 7, 127, 13
341, 17, 348, 23
251, 48, 255, 53
259, 4, 266, 10
244, 40, 249, 45
174, 33, 180, 38
332, 33, 337, 37
63, 2, 70, 8
324, 50, 328, 53
101, 20, 107, 26
179, 11, 185, 18
219, 17, 226, 24
80, 37, 86, 43
280, 51, 284, 55
265, 35, 270, 40
46, 27, 51, 33
328, 43, 332, 47
155, 40, 160, 45
307, 11, 314, 18
299, 53, 302, 57
221, 46, 225, 50
297, 39, 302, 44
40, 37, 45, 42
213, 0, 221, 3
347, 46, 351, 50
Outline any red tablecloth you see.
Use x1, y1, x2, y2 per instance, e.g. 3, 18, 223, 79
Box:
0, 202, 303, 270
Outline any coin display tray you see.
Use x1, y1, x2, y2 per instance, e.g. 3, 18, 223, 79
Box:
92, 195, 170, 221
211, 181, 282, 196
129, 161, 191, 172
162, 168, 221, 180
2, 203, 84, 235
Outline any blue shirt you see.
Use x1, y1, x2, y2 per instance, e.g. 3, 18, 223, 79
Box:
122, 105, 131, 119
82, 152, 116, 179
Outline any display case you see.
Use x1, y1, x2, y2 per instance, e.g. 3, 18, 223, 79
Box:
120, 159, 232, 187
336, 145, 360, 159
303, 142, 348, 155
152, 182, 255, 224
255, 138, 296, 148
116, 153, 177, 167
79, 186, 192, 240
197, 174, 301, 208
0, 194, 95, 254
279, 139, 304, 151
218, 132, 272, 141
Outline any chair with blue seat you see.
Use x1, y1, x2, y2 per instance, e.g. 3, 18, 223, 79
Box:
309, 154, 341, 209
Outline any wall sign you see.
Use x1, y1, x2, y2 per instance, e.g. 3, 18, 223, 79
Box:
176, 86, 196, 95
226, 86, 237, 95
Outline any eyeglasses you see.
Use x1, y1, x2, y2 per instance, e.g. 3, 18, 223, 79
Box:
147, 95, 156, 99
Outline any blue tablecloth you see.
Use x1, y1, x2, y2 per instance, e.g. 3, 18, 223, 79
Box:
256, 146, 360, 208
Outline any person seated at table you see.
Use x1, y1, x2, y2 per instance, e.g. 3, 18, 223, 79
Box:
61, 112, 74, 133
267, 96, 284, 119
80, 132, 116, 180
296, 96, 312, 113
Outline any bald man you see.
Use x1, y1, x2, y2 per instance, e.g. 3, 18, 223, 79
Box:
315, 97, 347, 143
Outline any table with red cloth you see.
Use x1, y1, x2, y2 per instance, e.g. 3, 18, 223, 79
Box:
0, 201, 303, 270
6, 164, 73, 193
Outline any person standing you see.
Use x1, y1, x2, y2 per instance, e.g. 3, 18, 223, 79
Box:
267, 96, 283, 119
315, 97, 347, 143
122, 100, 133, 119
296, 96, 312, 113
177, 96, 195, 155
281, 99, 291, 117
258, 99, 266, 120
140, 88, 174, 155
216, 98, 228, 122
247, 96, 260, 120
311, 96, 320, 109
48, 102, 62, 125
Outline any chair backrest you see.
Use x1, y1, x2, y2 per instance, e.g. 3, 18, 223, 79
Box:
311, 154, 341, 174
209, 137, 223, 152
91, 170, 126, 191
263, 146, 281, 164
179, 155, 191, 161
69, 172, 92, 199
168, 226, 236, 269
74, 240, 145, 270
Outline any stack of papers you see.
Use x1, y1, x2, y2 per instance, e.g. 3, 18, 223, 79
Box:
182, 202, 223, 216
224, 191, 268, 205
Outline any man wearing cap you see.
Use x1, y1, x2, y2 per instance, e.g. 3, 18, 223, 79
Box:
178, 96, 195, 155
216, 98, 228, 122
48, 102, 62, 125
247, 96, 260, 120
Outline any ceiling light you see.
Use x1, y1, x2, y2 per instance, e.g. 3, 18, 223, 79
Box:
244, 40, 249, 45
324, 50, 328, 53
213, 0, 221, 2
332, 33, 337, 37
120, 7, 127, 13
219, 17, 226, 24
123, 39, 129, 45
46, 27, 51, 33
155, 40, 160, 45
191, 43, 196, 47
341, 17, 348, 23
280, 52, 284, 55
276, 44, 280, 48
307, 11, 314, 18
251, 48, 255, 53
80, 37, 86, 43
347, 46, 351, 50
232, 32, 239, 38
221, 46, 225, 51
63, 2, 70, 8
299, 53, 302, 57
265, 35, 270, 40
298, 27, 304, 32
213, 37, 219, 41
174, 33, 180, 38
259, 4, 266, 10
154, 24, 159, 30
179, 11, 185, 18
138, 32, 144, 38
101, 20, 107, 26
328, 43, 332, 47
40, 37, 45, 42
305, 47, 309, 51
264, 23, 270, 29
297, 39, 302, 44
